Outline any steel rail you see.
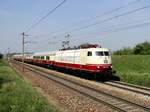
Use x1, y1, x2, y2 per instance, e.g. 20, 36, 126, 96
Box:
12, 61, 150, 112
104, 81, 150, 97
12, 61, 126, 112
114, 81, 150, 91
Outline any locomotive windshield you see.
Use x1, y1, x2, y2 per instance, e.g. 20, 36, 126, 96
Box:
95, 51, 110, 56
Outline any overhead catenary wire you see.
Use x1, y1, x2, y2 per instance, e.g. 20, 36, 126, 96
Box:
23, 0, 150, 52
31, 20, 150, 51
25, 0, 66, 33
31, 16, 150, 50
71, 16, 150, 38
103, 21, 150, 34
20, 0, 66, 54
36, 2, 150, 43
76, 0, 141, 24
67, 4, 150, 33
72, 20, 150, 42
31, 21, 150, 51
102, 21, 150, 40
32, 0, 141, 39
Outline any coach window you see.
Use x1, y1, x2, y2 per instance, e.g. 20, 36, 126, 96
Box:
46, 56, 50, 60
87, 51, 92, 56
41, 56, 44, 60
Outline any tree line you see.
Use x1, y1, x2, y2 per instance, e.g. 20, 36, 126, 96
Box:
113, 41, 150, 55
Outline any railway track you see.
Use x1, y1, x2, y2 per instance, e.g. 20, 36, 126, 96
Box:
104, 81, 150, 97
11, 61, 150, 112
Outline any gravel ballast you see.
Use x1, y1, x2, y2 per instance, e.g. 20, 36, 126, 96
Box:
11, 61, 150, 112
11, 62, 117, 112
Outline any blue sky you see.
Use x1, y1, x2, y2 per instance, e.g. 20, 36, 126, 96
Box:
0, 0, 150, 53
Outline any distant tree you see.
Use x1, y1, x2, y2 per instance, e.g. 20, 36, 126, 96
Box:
133, 41, 150, 55
133, 44, 143, 54
113, 47, 133, 55
0, 53, 3, 59
113, 41, 150, 55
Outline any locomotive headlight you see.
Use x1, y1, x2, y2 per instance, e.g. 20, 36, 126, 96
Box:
97, 66, 100, 69
97, 66, 103, 69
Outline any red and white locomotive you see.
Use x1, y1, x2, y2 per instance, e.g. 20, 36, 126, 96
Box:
13, 45, 113, 79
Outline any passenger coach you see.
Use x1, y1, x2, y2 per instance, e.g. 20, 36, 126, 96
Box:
13, 46, 113, 79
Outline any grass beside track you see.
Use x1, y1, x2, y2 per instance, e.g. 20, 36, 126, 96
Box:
112, 55, 150, 87
0, 59, 60, 112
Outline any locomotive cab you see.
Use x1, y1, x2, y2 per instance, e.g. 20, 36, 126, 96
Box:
87, 48, 111, 64
86, 48, 112, 73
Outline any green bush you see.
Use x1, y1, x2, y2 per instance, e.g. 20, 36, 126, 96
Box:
133, 41, 150, 55
113, 47, 133, 55
113, 41, 150, 55
112, 55, 150, 87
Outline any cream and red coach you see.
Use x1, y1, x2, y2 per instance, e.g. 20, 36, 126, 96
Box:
13, 47, 113, 78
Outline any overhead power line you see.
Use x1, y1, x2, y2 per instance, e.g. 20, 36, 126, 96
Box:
74, 21, 150, 41
103, 21, 150, 33
25, 0, 66, 33
33, 0, 141, 39
40, 3, 150, 42
30, 21, 150, 51
63, 0, 141, 29
68, 4, 150, 33
71, 17, 150, 37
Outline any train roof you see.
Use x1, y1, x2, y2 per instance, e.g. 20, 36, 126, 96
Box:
86, 47, 110, 51
59, 47, 110, 51
33, 51, 56, 56
31, 48, 110, 56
